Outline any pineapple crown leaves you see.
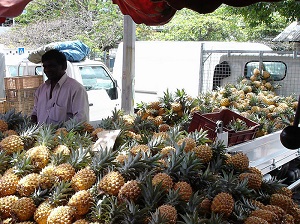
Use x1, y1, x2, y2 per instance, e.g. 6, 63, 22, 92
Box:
48, 180, 74, 206
62, 117, 85, 133
35, 124, 56, 148
182, 191, 202, 215
164, 126, 185, 146
11, 151, 35, 176
31, 187, 49, 206
140, 175, 165, 211
159, 88, 175, 108
232, 200, 253, 222
120, 200, 149, 224
178, 212, 200, 224
49, 150, 68, 166
0, 109, 28, 130
66, 145, 91, 170
187, 129, 210, 145
90, 147, 118, 175
147, 210, 169, 224
163, 150, 185, 179
18, 123, 39, 139
117, 152, 152, 180
0, 150, 11, 175
259, 176, 287, 195
178, 152, 204, 182
164, 188, 181, 207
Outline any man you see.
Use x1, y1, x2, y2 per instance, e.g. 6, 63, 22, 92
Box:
31, 49, 89, 124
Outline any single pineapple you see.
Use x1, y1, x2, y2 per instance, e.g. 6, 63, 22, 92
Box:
0, 195, 19, 219
160, 146, 176, 158
239, 173, 262, 190
244, 216, 268, 224
0, 134, 24, 154
276, 186, 293, 198
157, 204, 177, 224
152, 172, 173, 192
34, 200, 55, 224
173, 181, 193, 202
177, 137, 196, 152
39, 164, 57, 189
211, 192, 234, 217
199, 198, 212, 214
54, 163, 76, 182
98, 171, 125, 196
25, 145, 50, 170
91, 127, 104, 141
191, 145, 213, 163
130, 144, 150, 156
46, 205, 75, 224
0, 172, 20, 196
67, 190, 93, 216
82, 122, 95, 133
71, 166, 96, 191
263, 205, 285, 221
270, 193, 295, 212
0, 119, 8, 132
118, 179, 141, 202
250, 209, 279, 223
10, 197, 36, 221
16, 172, 41, 196
226, 152, 249, 171
159, 123, 170, 132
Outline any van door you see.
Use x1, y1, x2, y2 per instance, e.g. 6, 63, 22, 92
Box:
77, 64, 120, 124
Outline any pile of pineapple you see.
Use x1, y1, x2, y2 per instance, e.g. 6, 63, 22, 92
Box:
0, 67, 299, 224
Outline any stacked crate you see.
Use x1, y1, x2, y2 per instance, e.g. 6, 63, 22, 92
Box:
4, 75, 44, 115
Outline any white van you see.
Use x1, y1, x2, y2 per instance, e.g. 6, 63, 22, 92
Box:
4, 55, 121, 126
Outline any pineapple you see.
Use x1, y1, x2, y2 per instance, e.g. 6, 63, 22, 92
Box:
250, 209, 279, 223
239, 173, 262, 190
0, 172, 20, 196
34, 200, 55, 224
0, 134, 24, 154
67, 190, 93, 216
98, 171, 125, 196
118, 179, 141, 202
199, 198, 212, 214
263, 205, 285, 221
39, 164, 57, 189
211, 192, 234, 217
25, 145, 50, 170
46, 205, 75, 224
157, 204, 177, 224
159, 123, 170, 132
11, 197, 36, 221
191, 145, 213, 163
91, 127, 104, 141
71, 166, 96, 191
244, 216, 268, 224
152, 172, 173, 192
0, 195, 19, 219
173, 181, 193, 202
130, 144, 150, 156
177, 137, 196, 152
16, 172, 41, 196
54, 163, 76, 182
269, 193, 295, 212
226, 152, 249, 171
0, 119, 8, 132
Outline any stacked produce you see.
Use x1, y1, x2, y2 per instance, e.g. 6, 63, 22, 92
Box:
0, 68, 299, 223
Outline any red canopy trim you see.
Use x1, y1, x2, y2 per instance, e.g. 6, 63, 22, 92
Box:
0, 0, 32, 17
113, 0, 284, 25
113, 0, 176, 25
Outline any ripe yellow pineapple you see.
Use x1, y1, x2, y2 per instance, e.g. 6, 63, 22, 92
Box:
25, 145, 50, 170
173, 181, 193, 202
67, 190, 93, 216
152, 172, 173, 192
276, 186, 293, 198
16, 173, 41, 196
71, 166, 96, 191
270, 193, 295, 212
118, 180, 141, 202
34, 200, 55, 224
47, 205, 75, 224
39, 164, 57, 189
3, 129, 17, 137
52, 144, 70, 155
191, 145, 213, 163
0, 195, 19, 219
158, 204, 177, 224
211, 192, 234, 217
0, 134, 24, 154
0, 172, 20, 196
160, 146, 176, 158
98, 171, 125, 196
11, 197, 36, 221
177, 137, 196, 152
154, 115, 163, 126
54, 163, 76, 182
130, 144, 150, 156
171, 102, 182, 112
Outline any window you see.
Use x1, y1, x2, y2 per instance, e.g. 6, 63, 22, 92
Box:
79, 66, 113, 90
245, 61, 286, 81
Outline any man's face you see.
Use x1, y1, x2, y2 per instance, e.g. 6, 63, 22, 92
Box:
42, 59, 65, 80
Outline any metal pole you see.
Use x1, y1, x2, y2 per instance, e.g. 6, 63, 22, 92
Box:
121, 15, 136, 114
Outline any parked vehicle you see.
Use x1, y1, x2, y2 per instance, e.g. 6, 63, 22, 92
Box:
2, 53, 121, 126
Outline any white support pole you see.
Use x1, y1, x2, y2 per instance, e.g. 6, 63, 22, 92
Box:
121, 15, 136, 115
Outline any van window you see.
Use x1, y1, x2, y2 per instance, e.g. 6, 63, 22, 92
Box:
245, 61, 286, 81
79, 66, 113, 90
7, 65, 43, 77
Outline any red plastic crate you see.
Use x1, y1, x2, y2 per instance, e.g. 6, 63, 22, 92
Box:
188, 109, 260, 146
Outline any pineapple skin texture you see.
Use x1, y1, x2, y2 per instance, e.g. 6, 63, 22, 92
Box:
68, 190, 93, 216
11, 197, 36, 221
211, 192, 234, 217
0, 195, 18, 219
98, 171, 125, 196
71, 167, 96, 192
47, 205, 75, 224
